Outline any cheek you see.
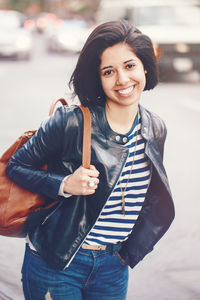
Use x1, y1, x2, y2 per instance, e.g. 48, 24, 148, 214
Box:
100, 79, 106, 93
101, 78, 112, 94
142, 73, 146, 90
136, 71, 146, 90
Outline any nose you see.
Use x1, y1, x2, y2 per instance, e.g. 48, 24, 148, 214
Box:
116, 70, 129, 86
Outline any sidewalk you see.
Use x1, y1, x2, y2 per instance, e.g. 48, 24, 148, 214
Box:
0, 237, 24, 300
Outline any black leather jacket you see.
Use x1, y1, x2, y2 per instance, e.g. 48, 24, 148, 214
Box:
6, 104, 175, 270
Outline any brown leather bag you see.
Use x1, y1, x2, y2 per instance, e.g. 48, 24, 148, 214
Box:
0, 98, 91, 237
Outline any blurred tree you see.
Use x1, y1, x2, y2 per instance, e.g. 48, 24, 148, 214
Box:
78, 0, 101, 21
52, 0, 101, 20
6, 0, 101, 20
7, 0, 45, 13
7, 0, 45, 12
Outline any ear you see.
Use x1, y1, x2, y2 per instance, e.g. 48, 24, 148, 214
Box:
144, 70, 147, 74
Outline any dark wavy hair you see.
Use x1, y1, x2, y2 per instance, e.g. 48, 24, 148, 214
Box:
69, 20, 159, 106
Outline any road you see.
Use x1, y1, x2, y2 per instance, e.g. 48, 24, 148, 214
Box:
0, 34, 200, 300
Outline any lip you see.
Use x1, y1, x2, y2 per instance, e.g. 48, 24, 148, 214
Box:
117, 85, 135, 97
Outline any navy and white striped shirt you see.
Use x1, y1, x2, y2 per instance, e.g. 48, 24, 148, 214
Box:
85, 113, 151, 245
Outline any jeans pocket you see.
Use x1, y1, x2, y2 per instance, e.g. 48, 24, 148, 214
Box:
29, 248, 41, 259
115, 251, 127, 266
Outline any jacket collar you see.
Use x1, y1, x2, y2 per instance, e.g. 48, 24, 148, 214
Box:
139, 105, 153, 141
92, 104, 153, 144
92, 105, 130, 146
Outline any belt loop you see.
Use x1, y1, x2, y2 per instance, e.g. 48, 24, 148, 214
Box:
112, 243, 121, 255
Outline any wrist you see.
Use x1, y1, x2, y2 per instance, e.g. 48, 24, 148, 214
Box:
58, 175, 72, 198
63, 175, 72, 194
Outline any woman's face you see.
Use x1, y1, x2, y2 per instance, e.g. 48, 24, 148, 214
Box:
99, 43, 146, 109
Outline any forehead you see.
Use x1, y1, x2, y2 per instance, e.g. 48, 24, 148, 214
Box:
100, 43, 138, 65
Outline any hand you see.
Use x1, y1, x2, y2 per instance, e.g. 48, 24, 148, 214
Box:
63, 165, 99, 195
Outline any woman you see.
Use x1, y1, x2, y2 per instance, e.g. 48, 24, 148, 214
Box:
6, 20, 175, 300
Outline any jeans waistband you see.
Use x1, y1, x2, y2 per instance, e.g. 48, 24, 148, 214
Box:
81, 242, 122, 252
27, 242, 122, 259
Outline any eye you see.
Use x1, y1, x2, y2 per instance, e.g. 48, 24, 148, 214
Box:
126, 63, 135, 69
102, 69, 113, 76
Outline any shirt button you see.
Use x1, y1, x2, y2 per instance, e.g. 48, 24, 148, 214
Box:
122, 137, 128, 143
115, 135, 120, 142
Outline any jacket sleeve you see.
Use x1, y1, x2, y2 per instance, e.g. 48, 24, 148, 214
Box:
155, 117, 167, 161
6, 107, 68, 201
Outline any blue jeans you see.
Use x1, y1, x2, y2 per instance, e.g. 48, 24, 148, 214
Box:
22, 243, 129, 300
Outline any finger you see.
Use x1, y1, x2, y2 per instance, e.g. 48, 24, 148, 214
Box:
87, 184, 98, 191
87, 189, 96, 194
89, 165, 97, 171
80, 188, 96, 195
86, 177, 99, 184
81, 165, 99, 176
87, 166, 99, 178
87, 177, 99, 189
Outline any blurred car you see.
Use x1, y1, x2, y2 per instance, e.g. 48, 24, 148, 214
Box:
45, 19, 92, 53
35, 12, 63, 33
23, 18, 36, 32
132, 1, 200, 80
97, 0, 200, 80
0, 10, 33, 60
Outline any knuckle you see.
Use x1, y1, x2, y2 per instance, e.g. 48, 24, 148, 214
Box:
80, 181, 86, 188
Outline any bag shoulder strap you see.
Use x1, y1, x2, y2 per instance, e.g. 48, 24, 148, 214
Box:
49, 98, 69, 116
49, 98, 91, 170
79, 105, 91, 169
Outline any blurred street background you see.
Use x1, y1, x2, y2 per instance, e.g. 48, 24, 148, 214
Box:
0, 0, 200, 299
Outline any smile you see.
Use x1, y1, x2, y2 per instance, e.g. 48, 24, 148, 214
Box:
117, 86, 134, 95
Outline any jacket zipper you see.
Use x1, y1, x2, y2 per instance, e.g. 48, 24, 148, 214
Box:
64, 149, 129, 269
41, 201, 63, 225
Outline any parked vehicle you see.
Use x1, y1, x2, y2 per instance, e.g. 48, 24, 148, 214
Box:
97, 0, 200, 80
35, 12, 63, 33
0, 10, 33, 60
46, 19, 92, 53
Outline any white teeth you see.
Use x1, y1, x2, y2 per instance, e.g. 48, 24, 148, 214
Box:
118, 86, 134, 95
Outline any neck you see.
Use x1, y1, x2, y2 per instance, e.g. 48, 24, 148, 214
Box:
105, 102, 139, 134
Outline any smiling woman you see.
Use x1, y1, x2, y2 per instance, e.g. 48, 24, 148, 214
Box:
6, 20, 175, 300
99, 43, 147, 134
100, 44, 146, 99
70, 20, 158, 107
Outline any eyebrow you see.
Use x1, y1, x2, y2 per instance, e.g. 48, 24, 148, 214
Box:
100, 59, 136, 71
